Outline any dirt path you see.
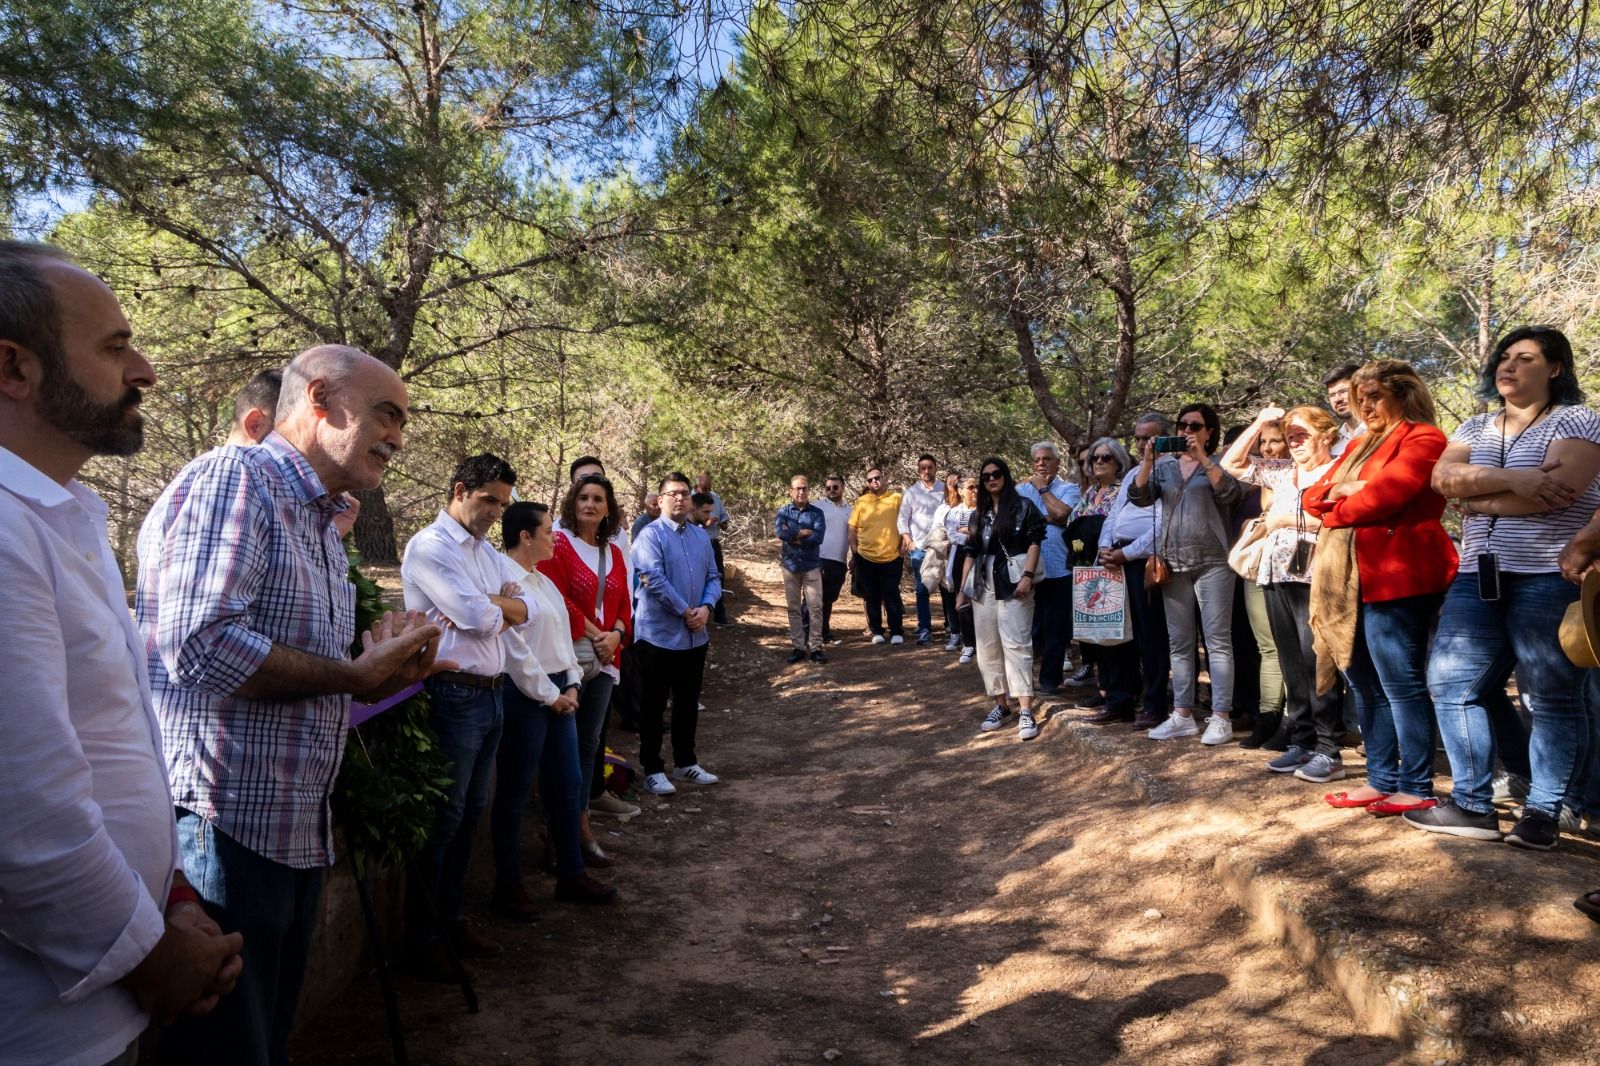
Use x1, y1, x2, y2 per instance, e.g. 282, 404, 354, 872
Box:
292, 558, 1579, 1065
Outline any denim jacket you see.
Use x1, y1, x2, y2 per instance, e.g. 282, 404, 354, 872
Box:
774, 502, 826, 573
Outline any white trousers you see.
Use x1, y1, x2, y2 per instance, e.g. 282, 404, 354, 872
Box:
972, 559, 1035, 699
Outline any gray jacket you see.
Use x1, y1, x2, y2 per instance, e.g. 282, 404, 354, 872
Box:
1127, 457, 1241, 572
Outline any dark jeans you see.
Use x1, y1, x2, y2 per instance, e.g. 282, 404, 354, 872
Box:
855, 553, 904, 638
819, 558, 848, 641
1032, 575, 1073, 688
1428, 572, 1590, 817
159, 811, 324, 1066
491, 679, 583, 884
939, 582, 960, 637
1266, 582, 1344, 757
1345, 594, 1441, 796
1231, 576, 1263, 715
575, 672, 614, 807
1579, 672, 1600, 818
412, 678, 504, 934
635, 639, 708, 774
613, 644, 641, 730
1124, 558, 1170, 714
909, 548, 933, 636
1096, 638, 1142, 715
711, 539, 729, 622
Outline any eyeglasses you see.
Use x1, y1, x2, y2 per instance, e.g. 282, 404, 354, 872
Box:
1090, 454, 1115, 463
1177, 420, 1207, 432
981, 471, 1004, 481
661, 489, 690, 499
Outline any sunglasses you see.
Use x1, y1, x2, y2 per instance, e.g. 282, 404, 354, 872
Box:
981, 471, 1004, 481
1090, 454, 1115, 463
1177, 420, 1207, 432
866, 476, 882, 482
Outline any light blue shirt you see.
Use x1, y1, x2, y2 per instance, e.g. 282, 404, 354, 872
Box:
632, 514, 723, 650
1015, 478, 1080, 579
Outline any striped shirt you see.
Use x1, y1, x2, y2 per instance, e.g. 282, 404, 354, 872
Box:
1455, 405, 1600, 574
136, 432, 355, 869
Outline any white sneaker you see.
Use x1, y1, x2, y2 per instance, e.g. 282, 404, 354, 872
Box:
889, 634, 905, 645
980, 704, 1011, 732
671, 764, 719, 785
643, 772, 676, 795
871, 634, 887, 645
1148, 714, 1200, 740
958, 647, 975, 664
1017, 712, 1040, 741
945, 633, 962, 651
1199, 716, 1233, 746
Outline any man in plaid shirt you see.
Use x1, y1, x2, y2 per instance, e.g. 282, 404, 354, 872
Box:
137, 344, 449, 1066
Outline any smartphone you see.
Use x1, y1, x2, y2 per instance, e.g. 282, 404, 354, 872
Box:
1477, 553, 1501, 601
1152, 435, 1189, 454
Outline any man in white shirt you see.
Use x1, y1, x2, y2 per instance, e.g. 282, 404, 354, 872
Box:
1097, 413, 1173, 729
813, 473, 853, 644
1324, 363, 1366, 457
0, 241, 243, 1066
402, 453, 529, 974
897, 454, 946, 644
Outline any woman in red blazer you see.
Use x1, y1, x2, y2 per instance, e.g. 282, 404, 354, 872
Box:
1303, 361, 1458, 815
539, 475, 634, 865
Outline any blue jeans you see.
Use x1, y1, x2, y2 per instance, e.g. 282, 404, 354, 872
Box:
910, 548, 933, 636
412, 679, 503, 935
160, 811, 324, 1066
1428, 573, 1591, 817
1345, 594, 1441, 796
491, 678, 583, 883
575, 672, 614, 807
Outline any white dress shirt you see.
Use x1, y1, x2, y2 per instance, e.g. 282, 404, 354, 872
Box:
814, 498, 852, 563
402, 509, 526, 677
500, 555, 583, 705
0, 445, 179, 1066
897, 480, 945, 548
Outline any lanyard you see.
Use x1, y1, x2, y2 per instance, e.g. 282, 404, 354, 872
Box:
1487, 400, 1554, 548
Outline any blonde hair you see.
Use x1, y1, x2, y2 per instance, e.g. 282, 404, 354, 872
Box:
1341, 360, 1437, 468
1284, 405, 1339, 440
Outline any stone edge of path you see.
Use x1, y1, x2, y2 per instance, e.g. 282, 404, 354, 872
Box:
1051, 715, 1461, 1064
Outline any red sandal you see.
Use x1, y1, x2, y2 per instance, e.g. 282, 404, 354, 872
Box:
1368, 797, 1438, 817
1325, 791, 1389, 809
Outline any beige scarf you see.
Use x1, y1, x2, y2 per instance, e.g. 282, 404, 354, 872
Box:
1309, 425, 1395, 694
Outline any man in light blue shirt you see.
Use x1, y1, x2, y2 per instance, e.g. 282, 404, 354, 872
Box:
1015, 442, 1081, 693
633, 471, 723, 795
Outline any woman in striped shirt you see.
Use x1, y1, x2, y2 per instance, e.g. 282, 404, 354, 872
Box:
1414, 327, 1600, 850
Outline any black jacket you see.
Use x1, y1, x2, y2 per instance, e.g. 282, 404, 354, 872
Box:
967, 494, 1046, 601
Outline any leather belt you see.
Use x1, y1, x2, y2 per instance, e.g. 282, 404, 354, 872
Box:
432, 670, 504, 690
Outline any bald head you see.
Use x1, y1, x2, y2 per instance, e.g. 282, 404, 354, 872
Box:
274, 344, 408, 495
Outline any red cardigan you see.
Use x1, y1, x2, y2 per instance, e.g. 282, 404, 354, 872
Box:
1302, 421, 1459, 603
536, 531, 633, 643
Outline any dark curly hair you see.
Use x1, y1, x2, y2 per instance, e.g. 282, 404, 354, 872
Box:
1477, 326, 1584, 406
449, 453, 517, 498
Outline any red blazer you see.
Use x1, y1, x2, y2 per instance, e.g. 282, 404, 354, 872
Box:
536, 531, 633, 643
1302, 421, 1459, 603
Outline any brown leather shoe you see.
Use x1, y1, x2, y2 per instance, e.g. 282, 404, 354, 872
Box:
410, 939, 474, 983
451, 919, 503, 959
1085, 707, 1135, 725
490, 881, 541, 923
554, 872, 618, 905
1130, 711, 1162, 730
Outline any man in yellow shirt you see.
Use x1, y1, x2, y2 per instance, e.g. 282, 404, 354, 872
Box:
847, 467, 906, 645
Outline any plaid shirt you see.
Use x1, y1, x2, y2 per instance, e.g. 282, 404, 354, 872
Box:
136, 432, 355, 869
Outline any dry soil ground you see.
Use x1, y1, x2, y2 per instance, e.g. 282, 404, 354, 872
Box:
293, 558, 1600, 1065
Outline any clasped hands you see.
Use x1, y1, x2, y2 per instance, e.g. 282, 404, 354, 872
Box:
124, 900, 244, 1026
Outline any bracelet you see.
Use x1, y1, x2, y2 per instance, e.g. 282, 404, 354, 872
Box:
1021, 570, 1034, 578
167, 884, 201, 909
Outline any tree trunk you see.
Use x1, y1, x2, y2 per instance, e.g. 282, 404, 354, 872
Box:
1474, 238, 1495, 415
352, 484, 401, 565
1098, 223, 1139, 440
1010, 303, 1085, 447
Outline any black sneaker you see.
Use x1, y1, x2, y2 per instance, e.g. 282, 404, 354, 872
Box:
1506, 809, 1559, 851
1403, 799, 1502, 841
809, 649, 827, 663
786, 649, 805, 664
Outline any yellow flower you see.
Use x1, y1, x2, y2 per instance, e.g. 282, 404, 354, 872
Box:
1071, 540, 1085, 554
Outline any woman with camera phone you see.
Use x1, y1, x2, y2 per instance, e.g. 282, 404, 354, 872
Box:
1129, 402, 1244, 745
1417, 327, 1600, 849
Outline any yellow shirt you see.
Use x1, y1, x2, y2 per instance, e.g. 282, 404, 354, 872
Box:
849, 490, 903, 563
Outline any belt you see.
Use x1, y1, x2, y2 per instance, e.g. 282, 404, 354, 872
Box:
432, 670, 504, 690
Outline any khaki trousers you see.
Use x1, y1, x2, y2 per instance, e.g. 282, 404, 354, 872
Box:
783, 567, 825, 651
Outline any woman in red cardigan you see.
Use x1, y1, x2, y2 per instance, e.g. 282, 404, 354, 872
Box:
539, 475, 634, 865
1303, 360, 1458, 816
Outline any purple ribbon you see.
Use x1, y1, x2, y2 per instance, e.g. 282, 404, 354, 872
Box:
349, 682, 425, 728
